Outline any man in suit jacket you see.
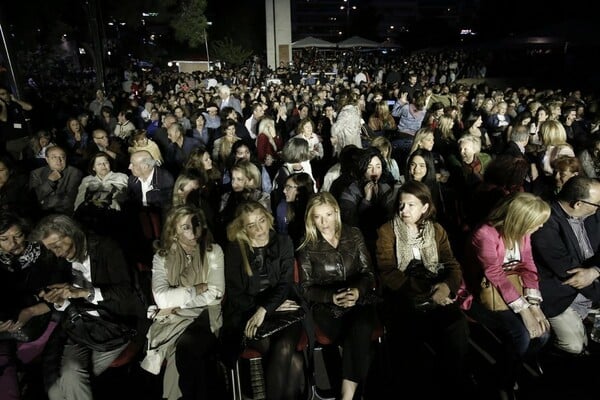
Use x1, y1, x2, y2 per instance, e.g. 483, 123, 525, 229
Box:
126, 150, 174, 270
531, 176, 600, 354
34, 214, 146, 400
29, 146, 83, 215
217, 85, 242, 116
126, 150, 174, 211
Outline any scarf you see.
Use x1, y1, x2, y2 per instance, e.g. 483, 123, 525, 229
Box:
463, 156, 482, 178
392, 216, 438, 273
165, 242, 207, 287
0, 242, 41, 272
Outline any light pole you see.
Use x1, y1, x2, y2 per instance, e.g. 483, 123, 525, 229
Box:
204, 21, 212, 71
339, 0, 357, 37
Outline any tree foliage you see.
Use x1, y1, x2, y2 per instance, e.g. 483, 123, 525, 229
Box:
170, 0, 209, 48
212, 37, 253, 66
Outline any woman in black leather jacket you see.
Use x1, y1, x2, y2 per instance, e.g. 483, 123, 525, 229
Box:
297, 192, 377, 400
222, 201, 304, 400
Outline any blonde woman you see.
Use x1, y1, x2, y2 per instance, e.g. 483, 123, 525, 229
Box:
222, 201, 304, 400
143, 206, 224, 399
409, 127, 435, 156
368, 101, 397, 132
256, 117, 283, 167
463, 192, 551, 397
298, 193, 376, 400
540, 120, 575, 176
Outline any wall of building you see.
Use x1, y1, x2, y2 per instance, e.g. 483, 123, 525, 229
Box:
265, 0, 291, 70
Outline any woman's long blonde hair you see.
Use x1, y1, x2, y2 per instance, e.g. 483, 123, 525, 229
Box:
487, 192, 550, 249
298, 192, 341, 250
156, 205, 213, 260
226, 201, 274, 276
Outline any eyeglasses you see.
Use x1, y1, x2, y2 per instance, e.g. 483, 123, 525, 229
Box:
579, 199, 600, 208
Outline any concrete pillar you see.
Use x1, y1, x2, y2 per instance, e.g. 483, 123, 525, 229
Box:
265, 0, 291, 70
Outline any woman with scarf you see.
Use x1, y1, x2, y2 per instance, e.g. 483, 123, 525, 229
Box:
0, 211, 70, 400
375, 181, 470, 397
142, 205, 224, 400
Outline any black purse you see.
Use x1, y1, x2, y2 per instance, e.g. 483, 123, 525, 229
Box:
404, 259, 448, 311
61, 301, 136, 352
254, 309, 305, 340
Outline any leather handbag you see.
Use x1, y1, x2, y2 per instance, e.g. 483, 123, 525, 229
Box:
479, 271, 524, 312
254, 309, 305, 340
61, 301, 136, 352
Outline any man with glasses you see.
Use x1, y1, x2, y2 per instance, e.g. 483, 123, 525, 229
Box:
29, 146, 83, 215
84, 129, 128, 172
532, 175, 600, 355
0, 85, 33, 159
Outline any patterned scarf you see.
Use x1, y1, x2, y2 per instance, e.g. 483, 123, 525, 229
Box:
392, 216, 439, 273
0, 242, 41, 272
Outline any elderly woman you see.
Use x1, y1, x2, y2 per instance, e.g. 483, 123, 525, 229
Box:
142, 206, 224, 399
298, 193, 377, 400
0, 211, 70, 400
74, 152, 128, 212
375, 181, 469, 397
222, 201, 304, 400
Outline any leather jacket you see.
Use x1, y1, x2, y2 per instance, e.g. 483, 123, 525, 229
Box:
298, 226, 374, 304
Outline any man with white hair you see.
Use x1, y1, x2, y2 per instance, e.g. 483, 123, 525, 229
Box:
126, 150, 173, 210
217, 85, 242, 115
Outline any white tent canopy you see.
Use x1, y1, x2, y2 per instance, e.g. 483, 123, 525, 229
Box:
291, 36, 336, 49
336, 36, 380, 48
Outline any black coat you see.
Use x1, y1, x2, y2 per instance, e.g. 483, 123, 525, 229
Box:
222, 231, 295, 332
297, 226, 374, 304
531, 202, 600, 317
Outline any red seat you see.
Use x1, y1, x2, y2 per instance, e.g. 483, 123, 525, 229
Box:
109, 341, 141, 368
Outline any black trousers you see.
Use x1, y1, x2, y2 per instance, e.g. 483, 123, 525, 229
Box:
313, 304, 376, 383
175, 312, 220, 400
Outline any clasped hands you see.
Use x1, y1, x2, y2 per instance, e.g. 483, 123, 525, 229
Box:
430, 282, 454, 307
38, 283, 90, 306
333, 288, 360, 308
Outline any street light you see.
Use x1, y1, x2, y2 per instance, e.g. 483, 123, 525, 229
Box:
204, 21, 212, 71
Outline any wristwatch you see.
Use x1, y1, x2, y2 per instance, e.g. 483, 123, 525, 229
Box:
86, 288, 95, 302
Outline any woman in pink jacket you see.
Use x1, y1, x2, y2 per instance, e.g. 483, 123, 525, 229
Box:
463, 192, 551, 398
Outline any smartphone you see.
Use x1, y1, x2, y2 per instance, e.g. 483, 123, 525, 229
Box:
386, 100, 396, 106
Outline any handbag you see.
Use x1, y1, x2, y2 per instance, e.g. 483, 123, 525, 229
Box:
405, 259, 448, 311
479, 269, 524, 312
254, 309, 305, 340
61, 301, 137, 352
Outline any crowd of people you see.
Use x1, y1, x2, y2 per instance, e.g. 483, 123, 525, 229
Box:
1, 47, 600, 400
